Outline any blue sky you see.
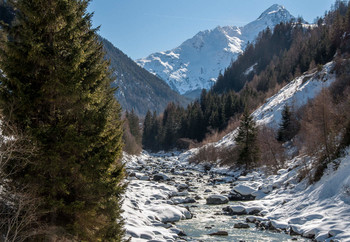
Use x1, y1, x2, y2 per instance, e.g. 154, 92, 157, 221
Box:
88, 0, 335, 60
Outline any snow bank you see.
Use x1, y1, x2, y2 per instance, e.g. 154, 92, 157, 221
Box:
122, 152, 192, 241
237, 150, 350, 241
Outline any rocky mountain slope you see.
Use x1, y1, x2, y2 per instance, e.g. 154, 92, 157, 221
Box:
137, 4, 296, 97
100, 37, 190, 116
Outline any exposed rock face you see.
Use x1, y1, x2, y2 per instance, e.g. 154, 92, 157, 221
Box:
100, 37, 189, 116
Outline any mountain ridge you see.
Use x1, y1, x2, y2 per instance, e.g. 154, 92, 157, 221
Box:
100, 37, 190, 116
137, 4, 297, 97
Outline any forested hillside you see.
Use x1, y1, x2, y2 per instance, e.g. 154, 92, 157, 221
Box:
143, 0, 350, 151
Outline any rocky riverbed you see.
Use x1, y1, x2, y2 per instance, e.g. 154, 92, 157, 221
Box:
122, 151, 317, 241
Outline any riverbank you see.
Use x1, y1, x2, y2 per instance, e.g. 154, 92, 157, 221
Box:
121, 149, 350, 241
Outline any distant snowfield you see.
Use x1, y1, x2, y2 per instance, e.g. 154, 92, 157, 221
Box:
253, 62, 335, 129
137, 4, 295, 95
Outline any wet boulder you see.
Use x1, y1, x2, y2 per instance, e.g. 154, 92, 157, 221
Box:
246, 206, 263, 215
209, 231, 228, 236
171, 197, 196, 205
206, 195, 229, 205
228, 184, 257, 201
224, 205, 247, 215
234, 223, 250, 229
176, 183, 189, 192
153, 173, 170, 181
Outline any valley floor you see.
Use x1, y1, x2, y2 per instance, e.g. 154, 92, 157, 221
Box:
122, 149, 350, 242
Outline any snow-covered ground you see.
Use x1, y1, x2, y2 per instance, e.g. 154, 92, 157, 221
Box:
259, 151, 350, 241
122, 61, 349, 241
122, 153, 192, 241
122, 150, 350, 241
136, 4, 295, 95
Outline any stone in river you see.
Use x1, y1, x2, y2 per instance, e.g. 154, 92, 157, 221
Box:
206, 194, 229, 205
153, 173, 170, 181
177, 183, 189, 192
228, 190, 256, 201
209, 231, 228, 236
234, 223, 250, 229
224, 205, 247, 215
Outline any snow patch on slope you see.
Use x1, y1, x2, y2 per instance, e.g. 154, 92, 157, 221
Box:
215, 62, 335, 148
253, 62, 335, 129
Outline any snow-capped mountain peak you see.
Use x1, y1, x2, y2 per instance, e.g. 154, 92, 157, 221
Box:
258, 4, 288, 19
137, 5, 296, 96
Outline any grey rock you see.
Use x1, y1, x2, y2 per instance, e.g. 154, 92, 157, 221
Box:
228, 190, 256, 201
153, 173, 170, 181
209, 231, 228, 236
234, 223, 250, 229
206, 195, 229, 205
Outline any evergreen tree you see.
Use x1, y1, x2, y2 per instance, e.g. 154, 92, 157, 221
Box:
126, 109, 141, 144
123, 110, 142, 155
235, 110, 259, 169
151, 111, 163, 150
0, 0, 125, 240
277, 105, 299, 142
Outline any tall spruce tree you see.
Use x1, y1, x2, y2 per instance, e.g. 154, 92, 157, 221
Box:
235, 110, 259, 169
142, 110, 153, 150
0, 0, 125, 240
277, 105, 299, 142
126, 109, 141, 144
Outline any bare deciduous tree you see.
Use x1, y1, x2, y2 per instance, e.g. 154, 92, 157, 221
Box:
299, 88, 342, 181
258, 125, 285, 173
0, 119, 44, 241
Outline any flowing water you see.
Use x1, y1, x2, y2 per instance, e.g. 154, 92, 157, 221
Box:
126, 153, 310, 241
176, 202, 307, 241
165, 156, 308, 241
